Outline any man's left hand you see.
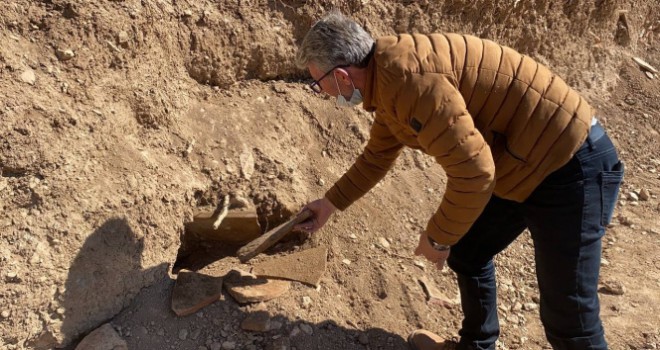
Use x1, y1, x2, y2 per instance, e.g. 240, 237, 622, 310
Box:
414, 231, 450, 270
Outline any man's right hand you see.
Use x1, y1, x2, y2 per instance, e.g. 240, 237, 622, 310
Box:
293, 197, 337, 234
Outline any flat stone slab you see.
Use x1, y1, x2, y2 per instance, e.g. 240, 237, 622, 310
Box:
185, 209, 261, 245
251, 246, 327, 287
75, 323, 127, 350
171, 269, 224, 316
225, 269, 290, 304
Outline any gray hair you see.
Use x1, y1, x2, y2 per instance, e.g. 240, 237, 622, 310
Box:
296, 11, 374, 71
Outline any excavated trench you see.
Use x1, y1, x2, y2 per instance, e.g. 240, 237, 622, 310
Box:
173, 195, 301, 273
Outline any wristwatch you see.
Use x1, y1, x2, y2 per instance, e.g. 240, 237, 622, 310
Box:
428, 236, 451, 251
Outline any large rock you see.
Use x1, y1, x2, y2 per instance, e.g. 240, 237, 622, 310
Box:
251, 247, 328, 287
75, 324, 127, 350
225, 269, 290, 304
171, 270, 224, 316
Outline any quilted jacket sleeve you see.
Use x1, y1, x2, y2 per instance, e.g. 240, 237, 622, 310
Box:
324, 114, 404, 210
396, 73, 495, 245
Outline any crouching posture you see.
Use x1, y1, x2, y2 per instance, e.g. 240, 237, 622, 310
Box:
294, 12, 623, 350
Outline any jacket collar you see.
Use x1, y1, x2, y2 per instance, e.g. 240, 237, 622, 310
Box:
361, 46, 377, 113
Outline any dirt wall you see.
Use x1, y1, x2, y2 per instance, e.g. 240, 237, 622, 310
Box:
0, 0, 657, 348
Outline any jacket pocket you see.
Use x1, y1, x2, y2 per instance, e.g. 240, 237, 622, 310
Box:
600, 161, 624, 226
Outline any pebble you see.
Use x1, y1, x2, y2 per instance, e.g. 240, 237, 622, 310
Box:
378, 237, 390, 249
506, 314, 520, 324
349, 234, 357, 240
302, 296, 312, 308
414, 261, 426, 269
601, 280, 625, 295
269, 321, 282, 330
290, 326, 301, 337
523, 303, 538, 311
118, 30, 130, 45
55, 48, 75, 61
299, 324, 313, 335
20, 69, 36, 85
1, 310, 9, 318
628, 192, 639, 201
639, 189, 650, 201
179, 329, 189, 340
222, 341, 236, 350
513, 302, 523, 311
317, 178, 325, 186
342, 259, 351, 265
601, 258, 610, 266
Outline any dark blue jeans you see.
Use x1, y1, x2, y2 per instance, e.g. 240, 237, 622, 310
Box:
447, 123, 624, 350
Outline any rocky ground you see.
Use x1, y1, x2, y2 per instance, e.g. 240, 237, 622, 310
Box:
0, 1, 658, 349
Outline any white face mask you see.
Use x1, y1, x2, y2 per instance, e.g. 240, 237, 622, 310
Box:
334, 75, 363, 108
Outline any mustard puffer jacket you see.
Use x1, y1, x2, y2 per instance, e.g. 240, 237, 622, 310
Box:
325, 33, 592, 245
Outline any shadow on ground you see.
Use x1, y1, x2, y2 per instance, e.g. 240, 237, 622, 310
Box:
33, 218, 169, 350
108, 274, 410, 350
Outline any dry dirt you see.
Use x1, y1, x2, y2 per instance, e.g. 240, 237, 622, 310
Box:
0, 1, 659, 349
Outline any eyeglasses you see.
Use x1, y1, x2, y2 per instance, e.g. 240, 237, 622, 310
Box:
308, 64, 350, 93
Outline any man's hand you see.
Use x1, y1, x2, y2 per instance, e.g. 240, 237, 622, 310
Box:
414, 231, 450, 270
293, 197, 337, 233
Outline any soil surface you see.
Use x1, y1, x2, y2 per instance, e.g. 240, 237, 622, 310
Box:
0, 1, 658, 349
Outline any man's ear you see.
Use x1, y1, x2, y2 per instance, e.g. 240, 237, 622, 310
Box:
333, 68, 353, 86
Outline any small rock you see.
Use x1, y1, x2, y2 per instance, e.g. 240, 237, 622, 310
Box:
647, 71, 656, 79
523, 302, 538, 311
506, 314, 520, 324
230, 196, 250, 209
302, 296, 312, 308
358, 333, 369, 345
299, 323, 313, 335
1, 310, 10, 318
239, 149, 254, 180
20, 69, 36, 85
117, 31, 130, 45
600, 280, 625, 295
55, 48, 75, 61
290, 326, 301, 337
342, 259, 351, 265
241, 311, 271, 332
601, 258, 610, 266
75, 324, 127, 350
628, 192, 639, 201
513, 302, 523, 311
179, 329, 188, 340
414, 261, 426, 269
639, 189, 650, 201
349, 234, 357, 240
378, 237, 390, 249
317, 178, 325, 186
222, 341, 236, 350
269, 321, 282, 330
